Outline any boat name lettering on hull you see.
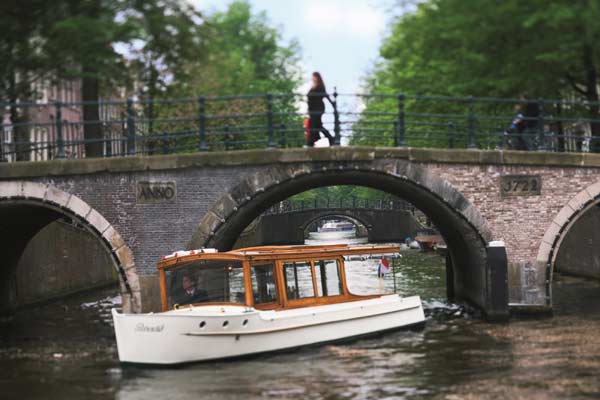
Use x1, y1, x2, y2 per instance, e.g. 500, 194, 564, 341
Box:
135, 323, 165, 333
137, 181, 177, 204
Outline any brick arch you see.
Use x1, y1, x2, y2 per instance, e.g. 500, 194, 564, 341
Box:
0, 181, 141, 313
190, 160, 493, 249
189, 159, 504, 318
535, 180, 600, 301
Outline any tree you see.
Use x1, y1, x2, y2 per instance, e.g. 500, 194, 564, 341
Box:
0, 0, 56, 160
359, 0, 600, 151
164, 0, 303, 152
45, 0, 132, 157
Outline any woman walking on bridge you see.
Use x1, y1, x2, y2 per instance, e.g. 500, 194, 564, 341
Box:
307, 72, 335, 147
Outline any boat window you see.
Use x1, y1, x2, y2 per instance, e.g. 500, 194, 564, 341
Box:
165, 260, 245, 308
251, 263, 277, 304
283, 261, 315, 300
314, 259, 343, 297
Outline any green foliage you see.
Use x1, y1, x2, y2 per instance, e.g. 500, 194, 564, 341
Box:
185, 1, 301, 96
0, 0, 59, 103
1, 0, 301, 105
356, 0, 600, 149
147, 0, 303, 152
290, 186, 398, 204
44, 0, 132, 85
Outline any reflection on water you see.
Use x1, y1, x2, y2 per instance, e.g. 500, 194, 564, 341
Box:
2, 249, 600, 399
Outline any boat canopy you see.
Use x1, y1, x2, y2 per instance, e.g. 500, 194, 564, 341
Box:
157, 244, 400, 312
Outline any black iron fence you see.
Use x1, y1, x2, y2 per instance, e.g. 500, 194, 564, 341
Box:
2, 92, 599, 162
264, 198, 415, 214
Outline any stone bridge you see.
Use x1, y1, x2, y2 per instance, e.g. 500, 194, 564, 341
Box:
1, 147, 600, 320
235, 207, 420, 247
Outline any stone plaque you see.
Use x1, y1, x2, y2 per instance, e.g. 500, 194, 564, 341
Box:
500, 175, 541, 197
137, 181, 176, 204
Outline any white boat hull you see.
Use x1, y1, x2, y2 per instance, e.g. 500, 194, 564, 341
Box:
309, 230, 356, 240
112, 295, 425, 365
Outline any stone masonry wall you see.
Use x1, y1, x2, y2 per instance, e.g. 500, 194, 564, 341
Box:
2, 148, 600, 309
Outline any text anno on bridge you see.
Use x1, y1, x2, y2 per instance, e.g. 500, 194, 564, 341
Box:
137, 181, 177, 204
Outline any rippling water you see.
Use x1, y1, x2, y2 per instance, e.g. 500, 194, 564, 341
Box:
1, 250, 600, 400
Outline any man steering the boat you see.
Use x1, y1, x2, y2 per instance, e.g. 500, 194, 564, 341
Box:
176, 273, 208, 305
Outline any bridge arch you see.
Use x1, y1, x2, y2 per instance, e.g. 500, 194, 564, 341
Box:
0, 181, 140, 313
536, 180, 600, 305
189, 159, 502, 317
299, 212, 371, 240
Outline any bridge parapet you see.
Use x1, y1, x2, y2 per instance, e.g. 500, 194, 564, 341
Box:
2, 93, 599, 162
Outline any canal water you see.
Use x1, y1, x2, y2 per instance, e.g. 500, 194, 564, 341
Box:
2, 251, 600, 399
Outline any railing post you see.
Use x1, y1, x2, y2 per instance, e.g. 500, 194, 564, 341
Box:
393, 120, 399, 147
224, 125, 230, 151
468, 96, 476, 149
537, 99, 546, 151
126, 98, 136, 156
162, 131, 169, 154
55, 101, 65, 159
279, 123, 286, 148
448, 122, 455, 149
398, 94, 406, 147
333, 87, 341, 145
198, 96, 207, 152
266, 94, 275, 148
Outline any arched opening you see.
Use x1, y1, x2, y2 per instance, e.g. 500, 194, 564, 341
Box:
190, 164, 505, 319
302, 214, 369, 244
538, 182, 600, 313
0, 182, 140, 314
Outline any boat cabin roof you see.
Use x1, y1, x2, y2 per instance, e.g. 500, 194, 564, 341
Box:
157, 244, 401, 270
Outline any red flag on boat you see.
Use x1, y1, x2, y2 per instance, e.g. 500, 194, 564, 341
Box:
378, 258, 391, 277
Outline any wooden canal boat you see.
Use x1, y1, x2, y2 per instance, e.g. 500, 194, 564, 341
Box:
112, 244, 425, 365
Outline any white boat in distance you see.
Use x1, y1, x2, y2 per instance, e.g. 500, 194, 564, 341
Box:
112, 244, 425, 365
309, 220, 357, 240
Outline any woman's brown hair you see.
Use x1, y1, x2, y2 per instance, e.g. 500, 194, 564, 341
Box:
312, 71, 326, 92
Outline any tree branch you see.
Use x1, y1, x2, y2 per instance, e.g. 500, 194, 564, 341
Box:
566, 73, 588, 96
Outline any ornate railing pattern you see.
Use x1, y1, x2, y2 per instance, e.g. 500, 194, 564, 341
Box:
264, 198, 415, 215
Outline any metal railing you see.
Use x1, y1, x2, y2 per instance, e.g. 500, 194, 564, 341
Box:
264, 198, 415, 214
2, 92, 599, 162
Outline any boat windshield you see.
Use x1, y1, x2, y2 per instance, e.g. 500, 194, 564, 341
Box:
164, 259, 245, 308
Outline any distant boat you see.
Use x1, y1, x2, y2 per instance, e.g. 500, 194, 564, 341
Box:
414, 228, 444, 251
318, 221, 355, 233
434, 243, 448, 256
310, 220, 356, 240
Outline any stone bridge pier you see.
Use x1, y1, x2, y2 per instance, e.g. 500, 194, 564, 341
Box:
1, 147, 599, 320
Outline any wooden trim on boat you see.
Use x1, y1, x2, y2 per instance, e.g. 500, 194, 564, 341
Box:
243, 260, 253, 308
156, 244, 400, 270
157, 244, 400, 312
159, 268, 168, 312
170, 301, 248, 311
